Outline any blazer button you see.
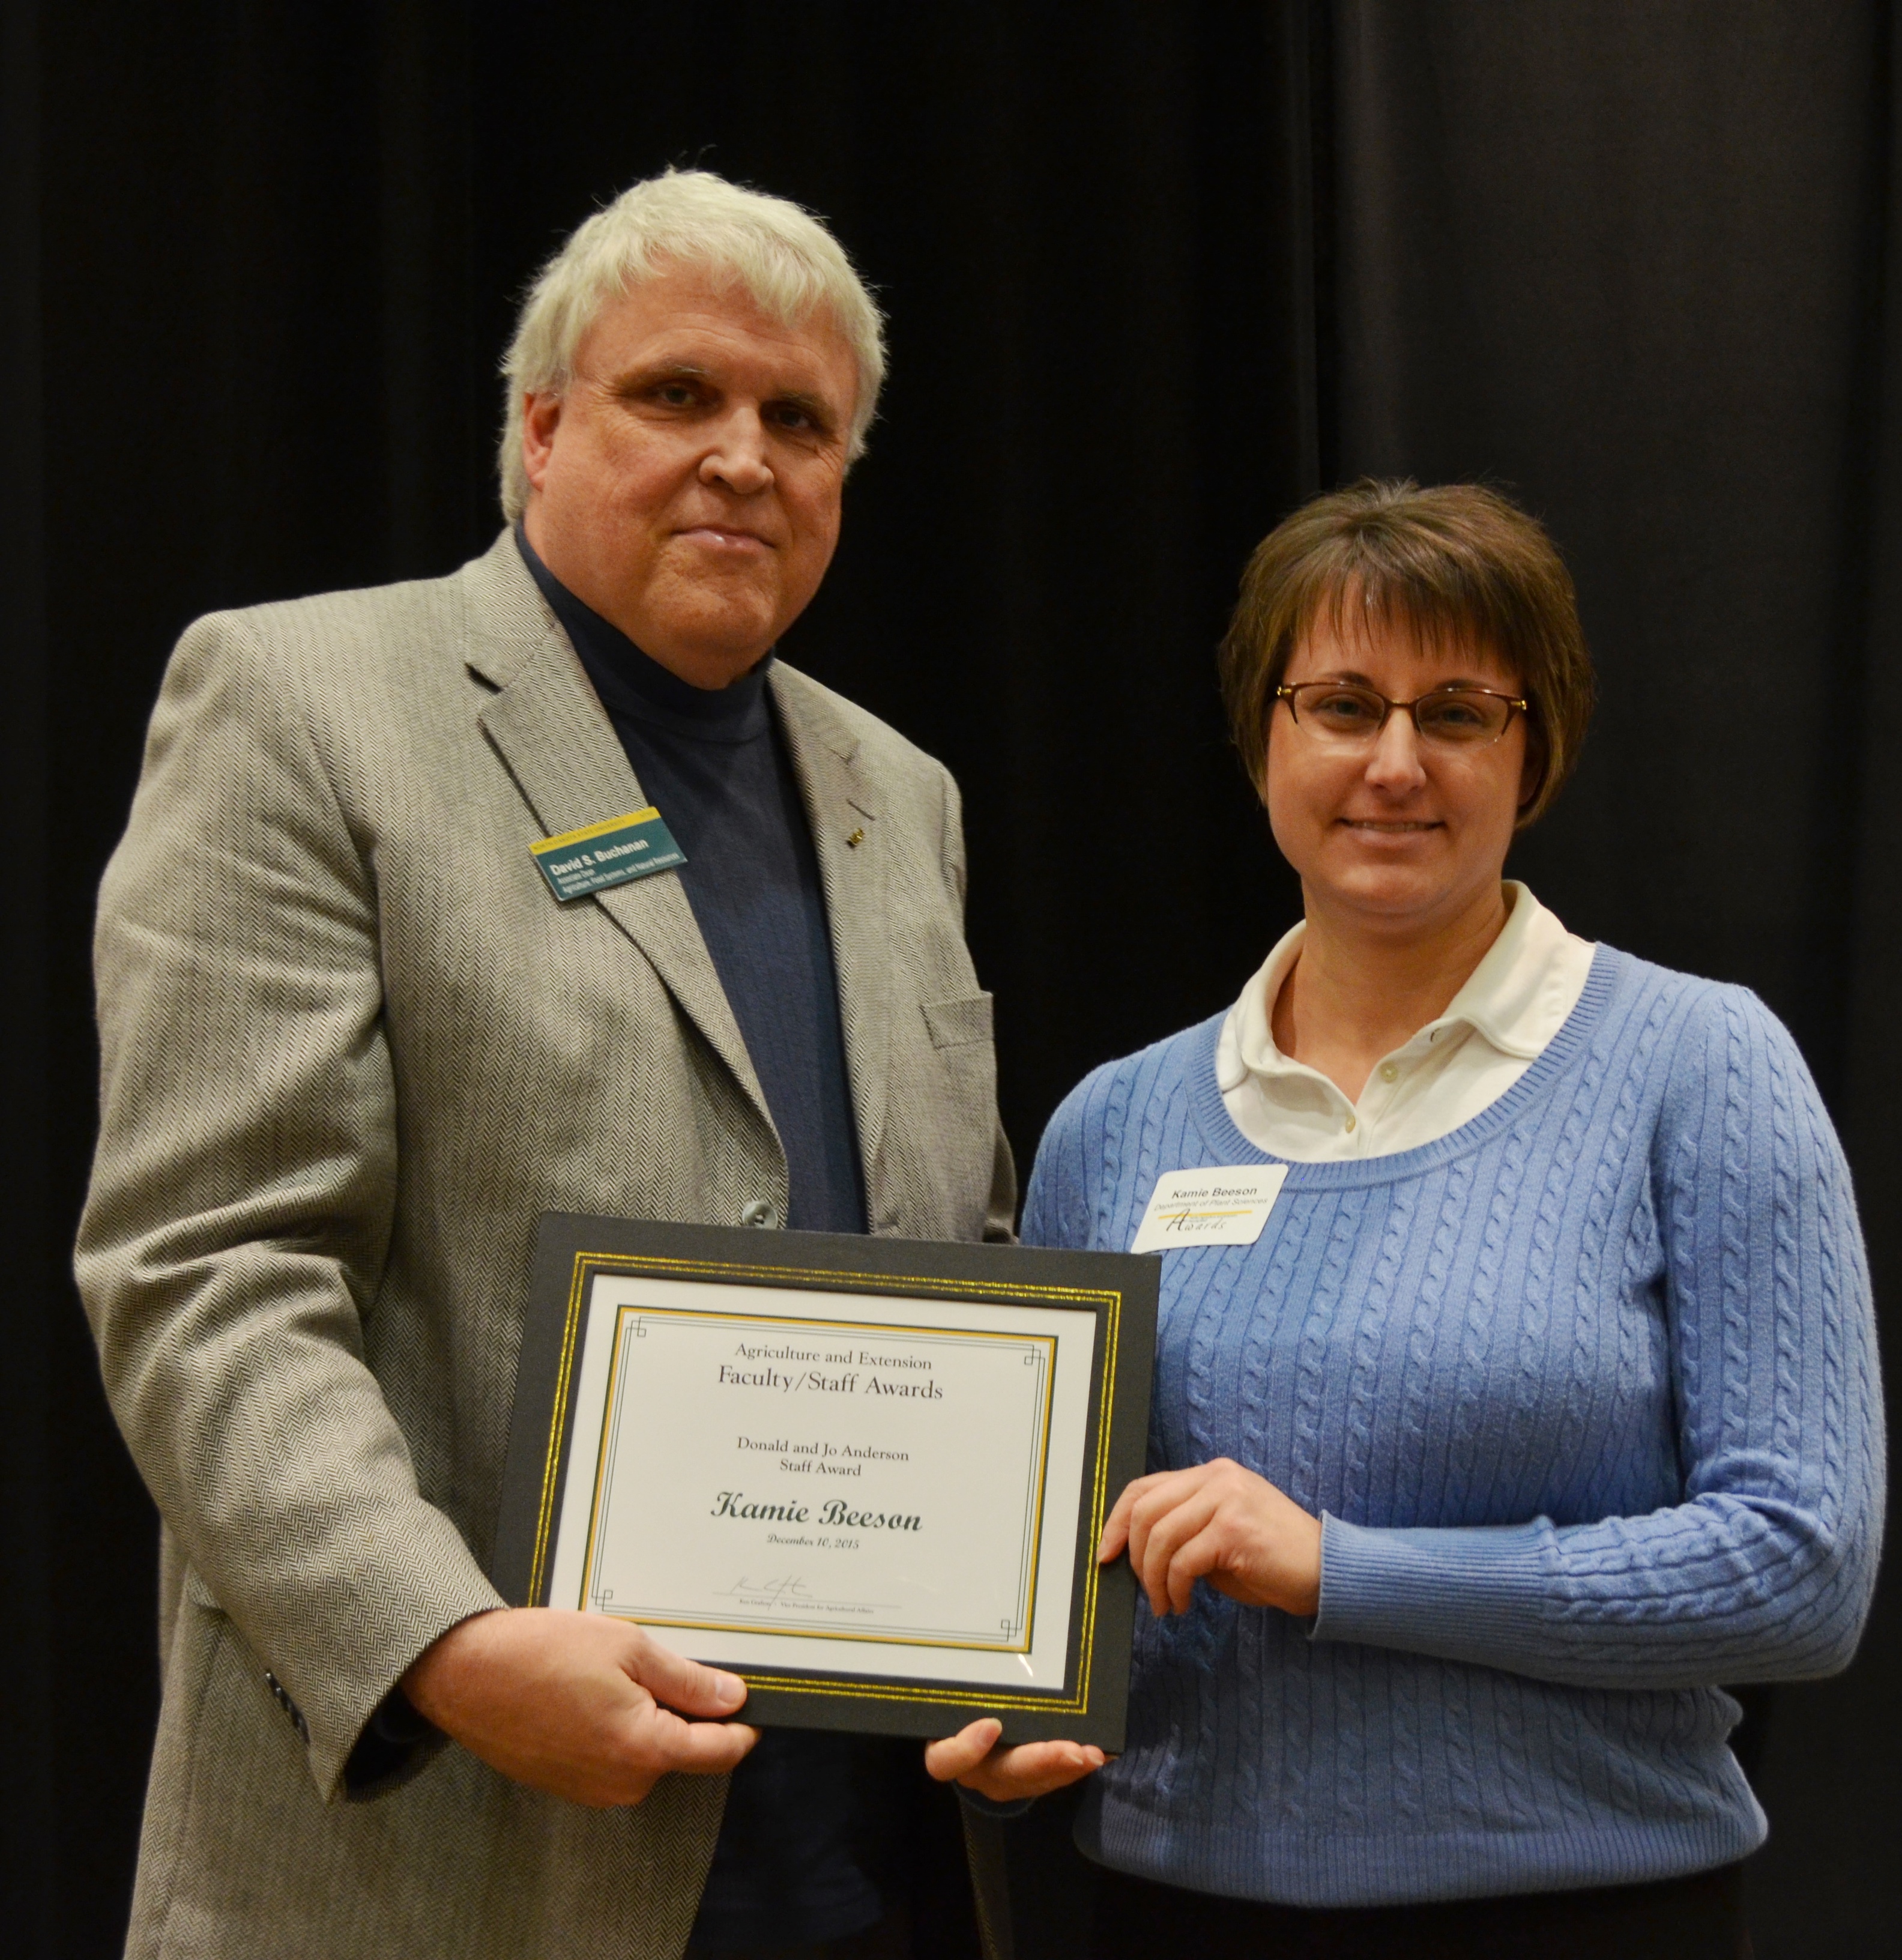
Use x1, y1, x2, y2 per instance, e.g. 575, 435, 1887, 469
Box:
740, 1199, 781, 1229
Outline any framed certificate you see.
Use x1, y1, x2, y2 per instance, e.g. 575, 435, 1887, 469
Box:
493, 1215, 1158, 1747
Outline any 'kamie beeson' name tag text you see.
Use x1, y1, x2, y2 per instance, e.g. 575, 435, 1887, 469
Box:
1130, 1166, 1289, 1253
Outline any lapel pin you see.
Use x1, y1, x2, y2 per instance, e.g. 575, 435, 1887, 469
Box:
845, 827, 865, 848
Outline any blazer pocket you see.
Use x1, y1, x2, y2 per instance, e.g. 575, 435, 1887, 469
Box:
921, 993, 994, 1049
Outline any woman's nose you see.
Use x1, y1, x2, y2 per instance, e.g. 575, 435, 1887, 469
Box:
1363, 710, 1427, 788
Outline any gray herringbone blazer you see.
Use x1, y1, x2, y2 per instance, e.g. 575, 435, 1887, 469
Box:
77, 532, 1016, 1959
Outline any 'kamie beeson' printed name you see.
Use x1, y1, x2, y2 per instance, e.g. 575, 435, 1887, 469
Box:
710, 1490, 922, 1531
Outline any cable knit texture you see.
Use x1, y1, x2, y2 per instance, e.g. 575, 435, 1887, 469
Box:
1023, 946, 1883, 1907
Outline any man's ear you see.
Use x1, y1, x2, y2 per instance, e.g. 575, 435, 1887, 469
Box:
520, 391, 563, 491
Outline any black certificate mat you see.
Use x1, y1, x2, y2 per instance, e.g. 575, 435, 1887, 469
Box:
493, 1215, 1158, 1748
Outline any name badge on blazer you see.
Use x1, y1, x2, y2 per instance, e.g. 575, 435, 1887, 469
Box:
530, 808, 687, 902
1131, 1166, 1289, 1253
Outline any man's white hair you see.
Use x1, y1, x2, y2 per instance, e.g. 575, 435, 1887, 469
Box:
498, 169, 886, 521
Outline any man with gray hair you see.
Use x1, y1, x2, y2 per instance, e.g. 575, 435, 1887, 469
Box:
79, 169, 1089, 1960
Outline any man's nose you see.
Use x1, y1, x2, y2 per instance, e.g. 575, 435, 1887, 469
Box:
1363, 710, 1428, 789
700, 408, 774, 495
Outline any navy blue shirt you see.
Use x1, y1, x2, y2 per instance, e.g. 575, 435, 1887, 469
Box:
517, 532, 911, 1951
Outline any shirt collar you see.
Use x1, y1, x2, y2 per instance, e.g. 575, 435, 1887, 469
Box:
1222, 918, 1309, 1090
1222, 882, 1584, 1093
514, 525, 773, 745
1433, 882, 1580, 1058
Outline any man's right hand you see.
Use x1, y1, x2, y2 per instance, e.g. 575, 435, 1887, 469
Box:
402, 1607, 758, 1806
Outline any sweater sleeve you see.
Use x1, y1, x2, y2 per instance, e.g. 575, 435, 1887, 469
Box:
1312, 985, 1885, 1690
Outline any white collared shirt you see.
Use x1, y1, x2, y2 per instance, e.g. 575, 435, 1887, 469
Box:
1215, 883, 1596, 1161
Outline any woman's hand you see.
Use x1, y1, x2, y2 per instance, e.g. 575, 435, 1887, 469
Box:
1099, 1459, 1323, 1618
923, 1719, 1106, 1803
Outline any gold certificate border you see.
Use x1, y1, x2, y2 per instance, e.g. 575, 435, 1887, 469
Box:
529, 1251, 1123, 1719
581, 1307, 1057, 1653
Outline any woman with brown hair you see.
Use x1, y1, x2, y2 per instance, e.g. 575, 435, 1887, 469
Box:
957, 481, 1882, 1958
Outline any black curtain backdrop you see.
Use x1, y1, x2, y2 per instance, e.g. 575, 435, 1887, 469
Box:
2, 4, 1895, 1954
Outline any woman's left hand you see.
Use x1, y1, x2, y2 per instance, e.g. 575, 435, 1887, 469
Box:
1098, 1459, 1323, 1618
923, 1719, 1106, 1803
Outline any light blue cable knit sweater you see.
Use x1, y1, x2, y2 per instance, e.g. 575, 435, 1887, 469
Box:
1023, 946, 1883, 1906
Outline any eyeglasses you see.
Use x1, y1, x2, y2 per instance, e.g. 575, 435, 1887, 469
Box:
1274, 680, 1528, 748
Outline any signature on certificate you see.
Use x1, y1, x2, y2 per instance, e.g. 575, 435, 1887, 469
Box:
719, 1573, 895, 1615
724, 1573, 813, 1604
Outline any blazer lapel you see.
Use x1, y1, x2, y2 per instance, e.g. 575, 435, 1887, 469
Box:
460, 537, 773, 1133
771, 666, 892, 1203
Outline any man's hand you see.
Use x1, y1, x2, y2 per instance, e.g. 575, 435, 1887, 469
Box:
923, 1719, 1105, 1803
402, 1608, 758, 1806
1098, 1459, 1323, 1618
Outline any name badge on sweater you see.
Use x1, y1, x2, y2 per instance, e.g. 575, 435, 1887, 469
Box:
1131, 1166, 1289, 1254
530, 808, 687, 903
